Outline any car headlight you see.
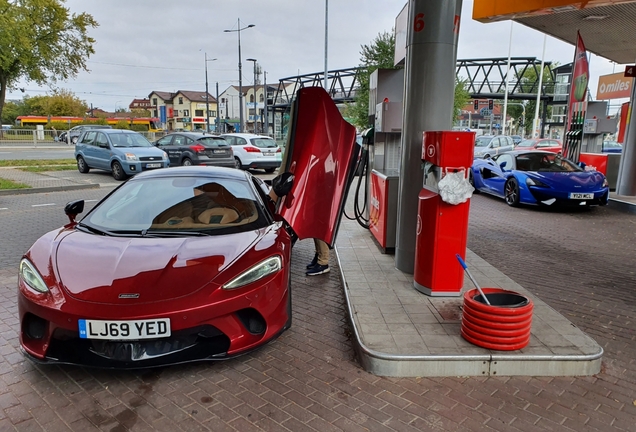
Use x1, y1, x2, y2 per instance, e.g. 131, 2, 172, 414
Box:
162, 151, 169, 160
124, 153, 138, 161
223, 256, 282, 290
19, 259, 49, 293
526, 177, 549, 188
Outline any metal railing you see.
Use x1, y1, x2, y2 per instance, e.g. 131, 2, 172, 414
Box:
0, 129, 170, 147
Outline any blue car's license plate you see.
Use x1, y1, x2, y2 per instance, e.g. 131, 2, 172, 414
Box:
569, 193, 593, 199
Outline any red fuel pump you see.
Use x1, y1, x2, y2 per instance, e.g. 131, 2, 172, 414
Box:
413, 131, 475, 296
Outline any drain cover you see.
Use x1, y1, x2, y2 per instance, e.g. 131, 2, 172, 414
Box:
429, 298, 463, 321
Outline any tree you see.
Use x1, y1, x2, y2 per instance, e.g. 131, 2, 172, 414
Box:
510, 63, 556, 136
345, 31, 397, 129
346, 30, 474, 129
21, 89, 88, 117
0, 0, 97, 127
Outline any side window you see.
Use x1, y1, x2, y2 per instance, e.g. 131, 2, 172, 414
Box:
507, 137, 514, 146
491, 138, 499, 148
186, 137, 194, 144
498, 154, 513, 169
81, 131, 97, 145
237, 138, 247, 145
156, 136, 172, 146
95, 133, 109, 147
224, 136, 235, 145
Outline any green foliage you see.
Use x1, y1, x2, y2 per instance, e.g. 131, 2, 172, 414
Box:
512, 64, 556, 135
453, 79, 471, 121
344, 31, 397, 129
113, 121, 130, 130
0, 177, 31, 190
0, 100, 21, 124
0, 0, 97, 127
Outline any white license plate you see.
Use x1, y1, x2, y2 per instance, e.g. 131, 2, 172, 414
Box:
569, 193, 594, 199
78, 318, 171, 340
146, 163, 161, 168
213, 149, 226, 154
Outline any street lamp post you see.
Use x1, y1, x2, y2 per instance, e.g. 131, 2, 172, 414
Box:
224, 19, 255, 133
246, 58, 257, 133
204, 53, 217, 132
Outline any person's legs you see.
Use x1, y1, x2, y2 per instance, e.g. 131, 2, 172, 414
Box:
307, 239, 330, 276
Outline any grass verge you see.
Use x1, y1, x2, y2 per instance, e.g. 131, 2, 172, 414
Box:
22, 166, 77, 173
0, 178, 31, 190
0, 159, 76, 167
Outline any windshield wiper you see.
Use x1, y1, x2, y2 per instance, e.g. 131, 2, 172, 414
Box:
77, 222, 112, 236
142, 230, 212, 237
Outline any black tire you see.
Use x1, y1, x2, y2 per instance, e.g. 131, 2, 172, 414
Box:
483, 154, 491, 159
504, 178, 520, 207
469, 169, 479, 194
234, 157, 243, 170
76, 156, 90, 173
111, 161, 127, 181
71, 136, 78, 145
181, 157, 193, 166
264, 168, 276, 173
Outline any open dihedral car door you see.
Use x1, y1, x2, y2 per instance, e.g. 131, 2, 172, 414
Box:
277, 87, 359, 247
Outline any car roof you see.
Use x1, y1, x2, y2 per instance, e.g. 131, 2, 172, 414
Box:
100, 129, 142, 134
132, 166, 249, 181
221, 133, 273, 139
174, 132, 225, 139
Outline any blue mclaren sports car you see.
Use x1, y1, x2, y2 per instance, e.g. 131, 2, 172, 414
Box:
469, 150, 609, 207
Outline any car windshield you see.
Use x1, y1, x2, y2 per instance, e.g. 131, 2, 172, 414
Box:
475, 137, 492, 147
517, 139, 537, 148
110, 133, 153, 148
198, 137, 228, 147
250, 138, 277, 148
515, 153, 581, 172
81, 176, 268, 236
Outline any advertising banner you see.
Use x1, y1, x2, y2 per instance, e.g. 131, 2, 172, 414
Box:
563, 31, 589, 161
596, 72, 633, 100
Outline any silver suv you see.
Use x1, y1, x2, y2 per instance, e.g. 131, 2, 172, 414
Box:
474, 135, 515, 159
66, 125, 112, 144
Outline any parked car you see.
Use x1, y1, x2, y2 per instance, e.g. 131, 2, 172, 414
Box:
65, 125, 112, 144
515, 138, 563, 153
17, 87, 358, 368
511, 135, 522, 145
469, 150, 609, 207
602, 141, 623, 153
220, 133, 282, 173
473, 135, 515, 159
154, 132, 234, 167
74, 129, 169, 180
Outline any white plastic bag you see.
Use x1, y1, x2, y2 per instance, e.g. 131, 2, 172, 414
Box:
438, 168, 474, 205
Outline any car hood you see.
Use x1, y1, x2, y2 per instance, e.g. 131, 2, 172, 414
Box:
528, 170, 606, 191
277, 87, 359, 246
116, 147, 165, 157
55, 229, 262, 304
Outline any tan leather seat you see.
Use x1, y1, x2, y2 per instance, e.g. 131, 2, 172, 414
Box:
197, 207, 240, 224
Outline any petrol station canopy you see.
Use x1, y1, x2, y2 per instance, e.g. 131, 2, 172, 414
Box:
473, 0, 636, 64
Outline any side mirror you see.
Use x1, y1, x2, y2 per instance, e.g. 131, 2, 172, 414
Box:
499, 161, 508, 169
64, 200, 85, 225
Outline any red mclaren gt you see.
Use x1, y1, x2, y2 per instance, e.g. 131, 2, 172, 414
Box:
17, 88, 359, 368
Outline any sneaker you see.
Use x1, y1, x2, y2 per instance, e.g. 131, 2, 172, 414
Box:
306, 254, 318, 269
306, 264, 330, 276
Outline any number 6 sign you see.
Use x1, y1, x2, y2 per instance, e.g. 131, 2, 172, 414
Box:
414, 12, 425, 32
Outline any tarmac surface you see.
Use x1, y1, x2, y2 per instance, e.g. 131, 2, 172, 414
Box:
0, 165, 635, 431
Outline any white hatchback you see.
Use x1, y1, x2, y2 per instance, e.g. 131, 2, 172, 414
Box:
220, 133, 282, 173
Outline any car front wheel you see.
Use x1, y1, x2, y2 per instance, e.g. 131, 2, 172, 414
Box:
77, 156, 90, 173
111, 161, 128, 181
504, 178, 520, 207
71, 136, 78, 145
234, 157, 243, 170
469, 170, 479, 194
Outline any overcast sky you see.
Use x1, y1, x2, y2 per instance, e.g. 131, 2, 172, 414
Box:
7, 0, 624, 112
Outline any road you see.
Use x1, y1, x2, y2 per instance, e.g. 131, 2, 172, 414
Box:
0, 147, 75, 160
0, 189, 634, 431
